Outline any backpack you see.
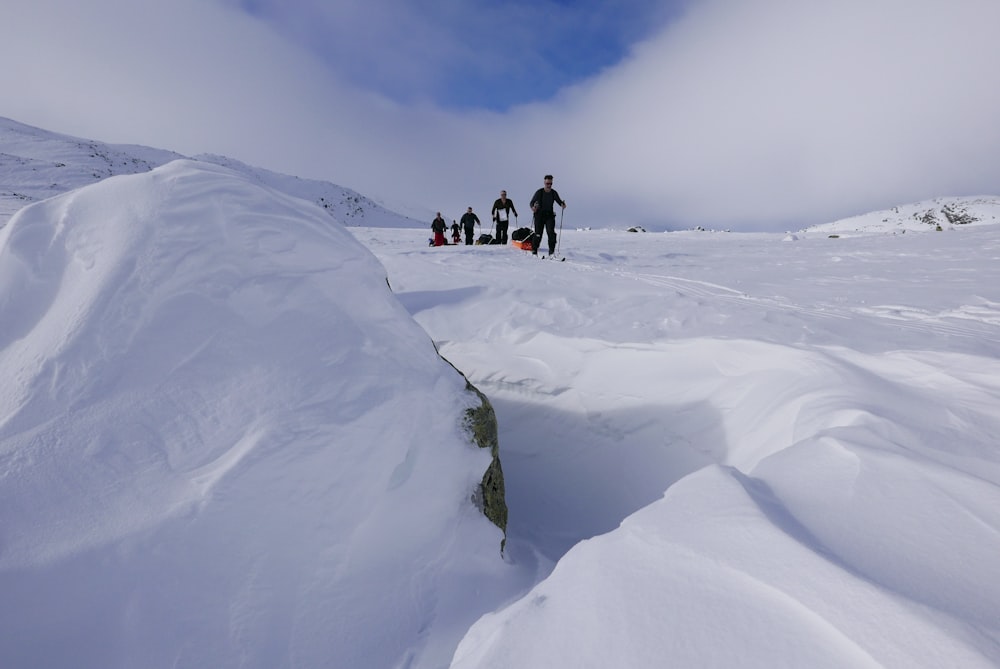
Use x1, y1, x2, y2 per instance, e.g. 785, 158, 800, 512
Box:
511, 227, 533, 241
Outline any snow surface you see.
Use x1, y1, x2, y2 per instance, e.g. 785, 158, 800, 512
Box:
2, 115, 1000, 668
351, 225, 1000, 668
0, 161, 512, 669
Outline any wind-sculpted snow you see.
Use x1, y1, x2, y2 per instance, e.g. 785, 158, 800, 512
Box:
0, 161, 509, 668
454, 462, 1000, 668
451, 344, 1000, 667
354, 226, 1000, 668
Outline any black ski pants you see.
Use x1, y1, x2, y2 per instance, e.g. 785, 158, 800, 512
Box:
532, 214, 556, 254
495, 220, 510, 244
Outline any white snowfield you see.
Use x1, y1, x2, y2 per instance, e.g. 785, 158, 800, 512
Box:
1, 116, 1000, 667
352, 222, 1000, 668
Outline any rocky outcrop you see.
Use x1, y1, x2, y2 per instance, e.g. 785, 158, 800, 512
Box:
436, 355, 507, 550
807, 195, 1000, 235
464, 383, 508, 544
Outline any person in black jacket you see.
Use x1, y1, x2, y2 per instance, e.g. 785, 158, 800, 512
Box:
491, 190, 518, 245
431, 212, 447, 246
460, 207, 480, 245
529, 174, 566, 255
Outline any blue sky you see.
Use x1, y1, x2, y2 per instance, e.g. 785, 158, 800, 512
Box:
3, 0, 1000, 231
233, 0, 691, 111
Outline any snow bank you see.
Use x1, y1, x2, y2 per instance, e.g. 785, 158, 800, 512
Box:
0, 160, 504, 668
452, 344, 1000, 668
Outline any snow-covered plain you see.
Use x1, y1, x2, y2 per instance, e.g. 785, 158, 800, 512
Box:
354, 221, 1000, 668
2, 116, 1000, 667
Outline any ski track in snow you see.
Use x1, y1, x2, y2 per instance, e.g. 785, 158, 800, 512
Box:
597, 255, 1000, 346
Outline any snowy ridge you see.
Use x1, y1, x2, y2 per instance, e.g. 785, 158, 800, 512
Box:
0, 115, 420, 229
0, 116, 181, 223
802, 195, 1000, 236
193, 152, 422, 228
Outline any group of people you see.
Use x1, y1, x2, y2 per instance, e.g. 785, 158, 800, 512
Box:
431, 175, 567, 255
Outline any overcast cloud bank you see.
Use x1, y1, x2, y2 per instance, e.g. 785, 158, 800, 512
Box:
2, 0, 998, 230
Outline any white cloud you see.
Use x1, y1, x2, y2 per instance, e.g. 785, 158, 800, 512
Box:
2, 0, 999, 230
551, 0, 1000, 229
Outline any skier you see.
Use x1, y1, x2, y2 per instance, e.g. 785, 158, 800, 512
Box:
491, 190, 518, 245
431, 212, 447, 246
451, 220, 461, 244
529, 175, 566, 256
461, 207, 480, 245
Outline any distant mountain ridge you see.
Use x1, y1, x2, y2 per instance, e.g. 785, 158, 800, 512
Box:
803, 195, 1000, 235
0, 115, 420, 229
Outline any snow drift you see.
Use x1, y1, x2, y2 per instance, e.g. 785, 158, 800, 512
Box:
353, 226, 1000, 668
0, 160, 504, 668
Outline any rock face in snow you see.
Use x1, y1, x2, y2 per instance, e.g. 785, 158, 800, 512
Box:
462, 378, 507, 538
0, 160, 505, 668
435, 353, 507, 542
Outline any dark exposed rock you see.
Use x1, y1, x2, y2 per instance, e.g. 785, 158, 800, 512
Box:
942, 204, 978, 226
464, 385, 508, 548
437, 352, 508, 551
465, 381, 507, 534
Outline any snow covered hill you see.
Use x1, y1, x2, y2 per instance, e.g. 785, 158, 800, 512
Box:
0, 160, 509, 668
0, 116, 420, 229
802, 195, 1000, 236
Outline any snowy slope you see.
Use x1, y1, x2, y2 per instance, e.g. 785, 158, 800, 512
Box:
803, 195, 1000, 236
0, 160, 508, 669
0, 115, 421, 229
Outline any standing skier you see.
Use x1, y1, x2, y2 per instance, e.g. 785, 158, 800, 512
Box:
491, 190, 518, 245
529, 175, 566, 256
461, 207, 480, 245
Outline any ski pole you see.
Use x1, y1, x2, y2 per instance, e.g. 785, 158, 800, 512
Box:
556, 207, 564, 256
